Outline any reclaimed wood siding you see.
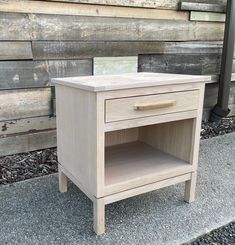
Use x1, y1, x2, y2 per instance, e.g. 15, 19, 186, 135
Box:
0, 0, 234, 156
0, 59, 92, 89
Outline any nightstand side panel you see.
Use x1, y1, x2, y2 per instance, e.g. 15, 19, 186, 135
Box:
56, 84, 104, 198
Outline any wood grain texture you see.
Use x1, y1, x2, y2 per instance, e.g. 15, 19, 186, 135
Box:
0, 13, 225, 41
105, 110, 198, 132
0, 13, 31, 40
38, 0, 181, 10
29, 14, 224, 41
0, 129, 56, 156
32, 41, 223, 60
104, 173, 191, 204
105, 128, 139, 147
185, 171, 197, 203
188, 94, 204, 205
47, 59, 92, 80
0, 42, 33, 60
41, 0, 227, 10
138, 54, 229, 75
93, 198, 105, 235
53, 73, 211, 92
58, 165, 68, 193
101, 81, 203, 133
189, 83, 205, 171
134, 100, 176, 110
93, 56, 138, 75
56, 85, 105, 197
0, 0, 189, 20
180, 2, 226, 13
190, 11, 225, 22
139, 119, 193, 162
0, 59, 92, 89
0, 116, 56, 136
105, 90, 199, 122
0, 61, 49, 88
58, 163, 96, 201
104, 141, 193, 195
0, 88, 51, 121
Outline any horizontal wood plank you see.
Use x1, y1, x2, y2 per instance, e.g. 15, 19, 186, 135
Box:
0, 88, 51, 121
32, 41, 223, 60
93, 56, 138, 75
29, 14, 224, 41
0, 13, 225, 41
47, 59, 92, 81
190, 11, 226, 22
42, 0, 227, 10
0, 13, 31, 40
0, 61, 48, 88
0, 0, 189, 20
38, 0, 180, 10
138, 54, 235, 75
180, 2, 226, 13
0, 42, 33, 60
0, 130, 56, 156
0, 116, 56, 136
0, 59, 92, 89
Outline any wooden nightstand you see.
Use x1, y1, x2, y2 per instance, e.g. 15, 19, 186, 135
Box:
53, 73, 211, 235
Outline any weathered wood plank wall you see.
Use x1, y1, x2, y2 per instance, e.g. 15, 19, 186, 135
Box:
0, 0, 234, 156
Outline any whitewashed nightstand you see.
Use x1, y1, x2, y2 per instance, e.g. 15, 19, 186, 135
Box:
53, 73, 210, 235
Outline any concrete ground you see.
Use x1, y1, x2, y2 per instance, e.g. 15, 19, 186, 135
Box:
0, 133, 234, 245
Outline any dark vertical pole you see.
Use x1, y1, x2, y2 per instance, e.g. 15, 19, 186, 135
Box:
210, 0, 235, 122
50, 86, 56, 117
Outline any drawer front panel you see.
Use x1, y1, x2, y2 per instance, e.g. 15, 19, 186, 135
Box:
105, 90, 199, 122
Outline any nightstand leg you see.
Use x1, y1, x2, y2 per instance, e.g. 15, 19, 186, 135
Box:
93, 198, 105, 235
184, 171, 197, 203
58, 165, 68, 193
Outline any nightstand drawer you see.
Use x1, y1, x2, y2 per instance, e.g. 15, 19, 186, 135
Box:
105, 90, 199, 122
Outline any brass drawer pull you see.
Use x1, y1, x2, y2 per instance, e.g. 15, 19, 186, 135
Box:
134, 100, 176, 111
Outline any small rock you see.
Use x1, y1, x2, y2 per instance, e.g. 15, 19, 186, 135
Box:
0, 148, 58, 185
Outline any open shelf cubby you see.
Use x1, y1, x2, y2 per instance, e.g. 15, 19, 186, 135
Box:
104, 119, 194, 195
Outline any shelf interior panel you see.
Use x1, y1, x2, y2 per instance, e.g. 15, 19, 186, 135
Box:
105, 141, 191, 189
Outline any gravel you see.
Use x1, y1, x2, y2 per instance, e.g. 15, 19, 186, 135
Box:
0, 148, 57, 185
184, 222, 235, 245
201, 117, 235, 139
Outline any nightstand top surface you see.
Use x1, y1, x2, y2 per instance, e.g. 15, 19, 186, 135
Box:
52, 72, 211, 92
